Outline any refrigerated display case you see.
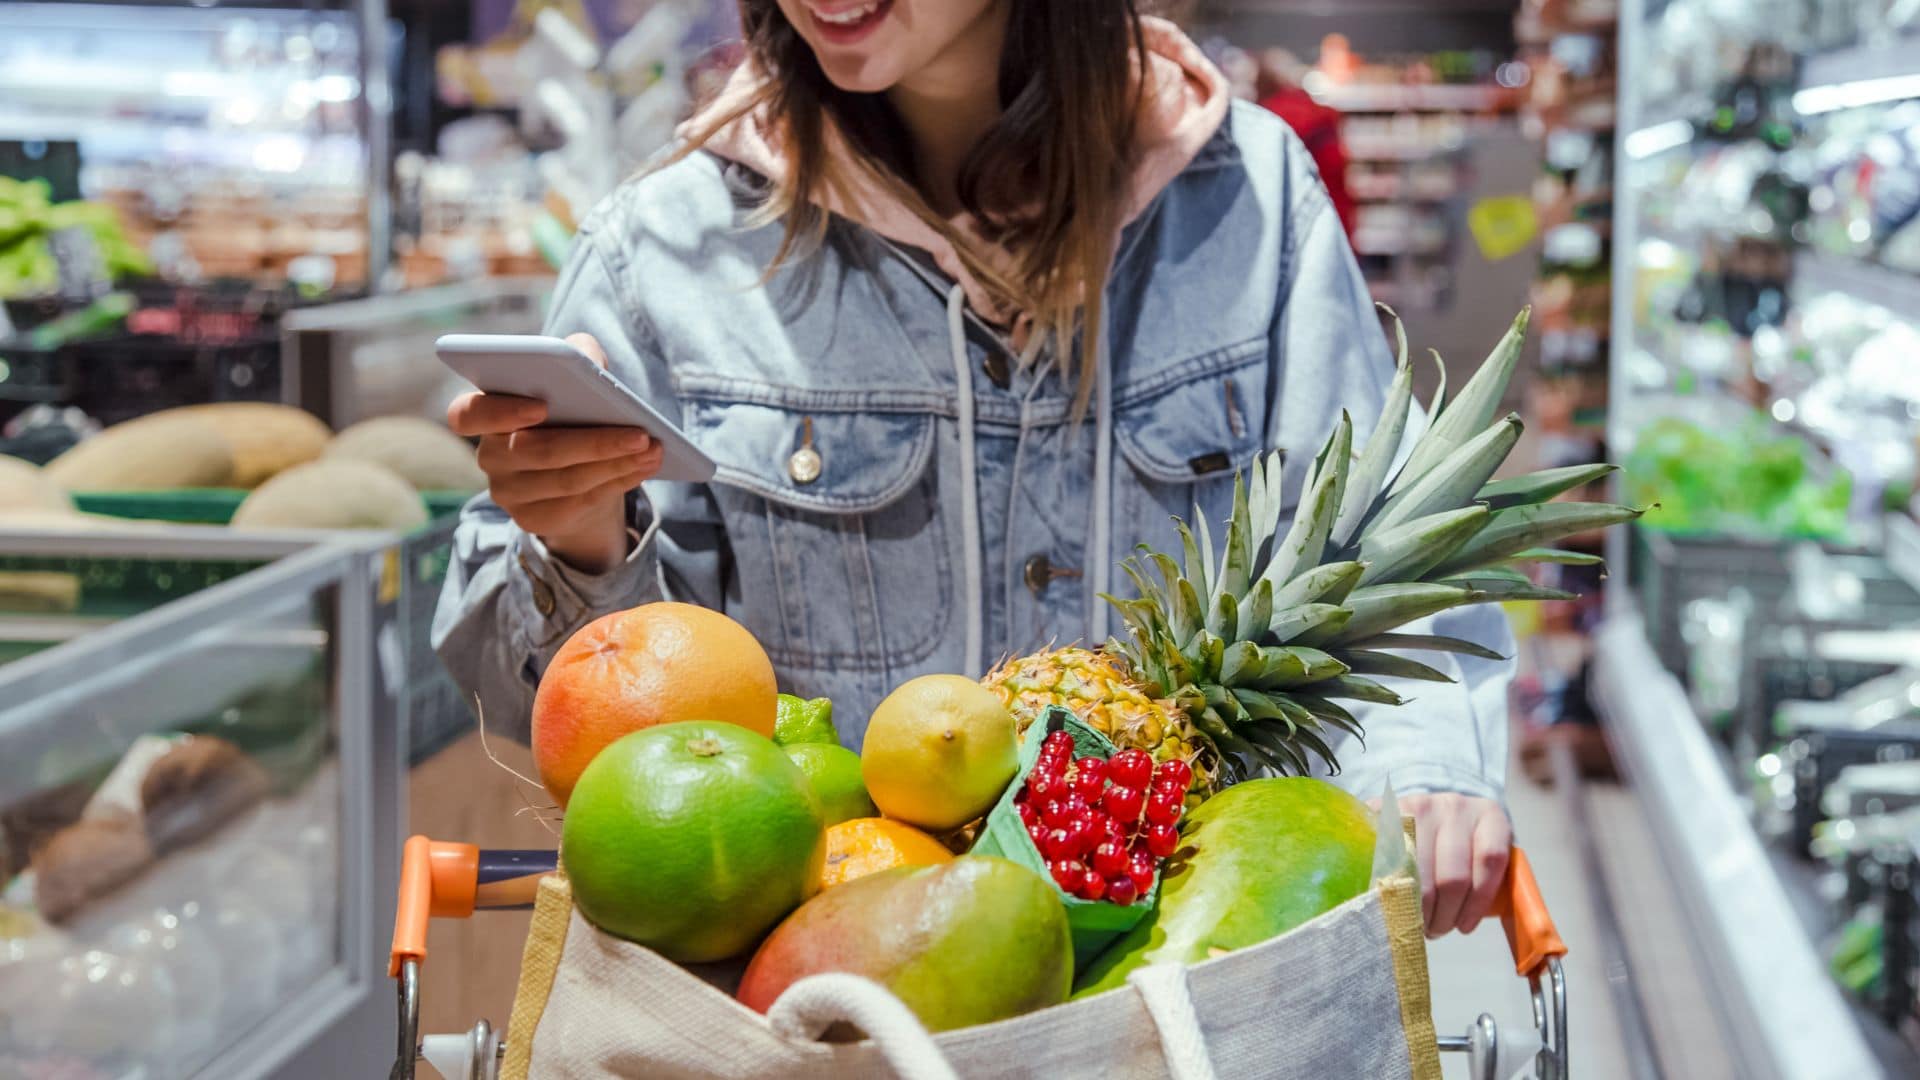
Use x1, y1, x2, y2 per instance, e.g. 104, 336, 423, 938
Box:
1600, 1, 1920, 1076
0, 0, 392, 289
0, 535, 402, 1078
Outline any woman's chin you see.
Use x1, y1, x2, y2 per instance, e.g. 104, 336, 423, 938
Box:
815, 55, 908, 94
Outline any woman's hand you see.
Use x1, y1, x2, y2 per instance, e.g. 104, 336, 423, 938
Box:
446, 333, 664, 574
1398, 792, 1512, 938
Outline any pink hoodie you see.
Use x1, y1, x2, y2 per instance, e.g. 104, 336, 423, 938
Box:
675, 16, 1230, 325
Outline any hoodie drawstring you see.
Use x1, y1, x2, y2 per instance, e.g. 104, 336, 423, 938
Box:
1089, 325, 1114, 645
946, 284, 986, 677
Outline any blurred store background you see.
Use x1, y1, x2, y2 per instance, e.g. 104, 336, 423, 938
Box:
1, 0, 1918, 1078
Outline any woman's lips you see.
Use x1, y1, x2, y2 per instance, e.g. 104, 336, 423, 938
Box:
804, 0, 893, 45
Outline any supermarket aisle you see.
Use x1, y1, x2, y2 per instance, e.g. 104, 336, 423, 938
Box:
1427, 739, 1630, 1080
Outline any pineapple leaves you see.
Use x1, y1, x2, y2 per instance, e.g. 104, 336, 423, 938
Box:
1344, 632, 1508, 662
1438, 574, 1577, 602
1261, 413, 1351, 588
1342, 650, 1456, 683
1366, 414, 1523, 535
1206, 473, 1254, 624
1206, 589, 1239, 642
1477, 463, 1618, 510
1268, 602, 1350, 644
1427, 501, 1644, 578
1244, 577, 1275, 638
1504, 547, 1605, 567
1303, 582, 1478, 646
1218, 642, 1348, 689
1333, 308, 1416, 549
1391, 307, 1528, 495
1270, 559, 1365, 610
1317, 675, 1407, 706
1353, 505, 1490, 588
1175, 521, 1210, 600
1294, 693, 1364, 740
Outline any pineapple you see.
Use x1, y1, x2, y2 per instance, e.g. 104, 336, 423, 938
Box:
985, 309, 1641, 791
984, 646, 1220, 792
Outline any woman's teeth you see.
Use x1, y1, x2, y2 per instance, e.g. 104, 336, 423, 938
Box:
813, 2, 880, 25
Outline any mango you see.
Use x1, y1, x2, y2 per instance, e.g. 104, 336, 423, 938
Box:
1074, 777, 1374, 996
738, 855, 1071, 1031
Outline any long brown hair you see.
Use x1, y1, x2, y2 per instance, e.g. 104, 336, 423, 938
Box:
674, 1, 1148, 407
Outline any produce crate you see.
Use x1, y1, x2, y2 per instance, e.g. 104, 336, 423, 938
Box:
73, 489, 471, 525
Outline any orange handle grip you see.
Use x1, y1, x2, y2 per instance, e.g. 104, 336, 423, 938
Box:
1489, 846, 1567, 977
388, 836, 483, 978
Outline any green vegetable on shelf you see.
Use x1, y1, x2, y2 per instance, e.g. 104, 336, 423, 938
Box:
1625, 416, 1851, 542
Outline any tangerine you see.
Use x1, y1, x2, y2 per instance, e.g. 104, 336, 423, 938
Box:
819, 817, 954, 889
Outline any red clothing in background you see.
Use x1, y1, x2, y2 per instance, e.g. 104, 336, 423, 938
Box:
1258, 87, 1357, 242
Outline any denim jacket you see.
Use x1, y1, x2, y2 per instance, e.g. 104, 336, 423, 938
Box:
433, 102, 1514, 803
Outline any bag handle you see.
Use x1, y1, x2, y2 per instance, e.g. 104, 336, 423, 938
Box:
765, 966, 1223, 1080
1128, 964, 1220, 1080
766, 974, 959, 1080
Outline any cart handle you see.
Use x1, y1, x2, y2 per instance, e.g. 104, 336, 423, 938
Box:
389, 835, 556, 978
1490, 846, 1567, 978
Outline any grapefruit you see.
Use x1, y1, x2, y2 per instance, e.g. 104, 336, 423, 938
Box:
560, 721, 825, 963
784, 744, 878, 825
819, 818, 953, 889
532, 602, 776, 806
1073, 777, 1375, 995
861, 675, 1018, 831
738, 856, 1071, 1031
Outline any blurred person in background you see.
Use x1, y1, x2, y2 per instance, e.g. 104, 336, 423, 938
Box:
1256, 47, 1356, 242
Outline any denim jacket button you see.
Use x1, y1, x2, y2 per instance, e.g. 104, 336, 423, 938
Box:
1023, 554, 1081, 596
787, 446, 822, 484
517, 553, 557, 617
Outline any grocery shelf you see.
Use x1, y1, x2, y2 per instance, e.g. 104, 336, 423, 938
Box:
1799, 35, 1920, 95
1314, 83, 1507, 113
1793, 249, 1920, 313
1592, 614, 1886, 1080
1886, 512, 1920, 598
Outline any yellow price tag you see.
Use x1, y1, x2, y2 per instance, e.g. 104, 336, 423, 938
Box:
379, 547, 402, 606
1467, 195, 1539, 262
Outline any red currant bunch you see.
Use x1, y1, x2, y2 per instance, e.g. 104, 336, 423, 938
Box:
1012, 731, 1191, 904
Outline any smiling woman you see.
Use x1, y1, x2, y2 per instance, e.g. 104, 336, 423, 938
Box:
435, 0, 1522, 940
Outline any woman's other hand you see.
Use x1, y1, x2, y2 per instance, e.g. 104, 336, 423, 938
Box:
1397, 792, 1512, 938
446, 333, 663, 574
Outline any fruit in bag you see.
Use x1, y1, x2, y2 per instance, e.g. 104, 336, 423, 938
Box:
739, 856, 1071, 1031
772, 694, 838, 747
861, 675, 1018, 831
784, 743, 879, 825
532, 602, 777, 806
1073, 777, 1374, 995
561, 722, 825, 963
818, 817, 952, 889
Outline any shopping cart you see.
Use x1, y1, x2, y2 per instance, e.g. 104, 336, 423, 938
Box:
388, 837, 1568, 1080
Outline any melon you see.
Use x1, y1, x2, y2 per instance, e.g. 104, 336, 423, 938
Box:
738, 856, 1072, 1031
1072, 777, 1375, 996
0, 456, 71, 515
45, 414, 235, 491
324, 416, 484, 492
230, 460, 428, 531
176, 403, 332, 487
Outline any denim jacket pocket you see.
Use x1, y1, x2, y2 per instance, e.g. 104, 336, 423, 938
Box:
678, 379, 952, 675
1112, 337, 1273, 558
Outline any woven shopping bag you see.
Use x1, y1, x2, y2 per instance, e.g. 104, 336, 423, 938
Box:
498, 868, 1443, 1080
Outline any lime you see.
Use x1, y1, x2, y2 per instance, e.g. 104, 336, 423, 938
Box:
784, 743, 878, 824
773, 694, 838, 747
561, 721, 825, 962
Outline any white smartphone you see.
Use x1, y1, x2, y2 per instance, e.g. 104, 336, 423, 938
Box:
435, 333, 716, 484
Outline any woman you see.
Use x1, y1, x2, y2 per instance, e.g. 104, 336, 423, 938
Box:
435, 0, 1514, 937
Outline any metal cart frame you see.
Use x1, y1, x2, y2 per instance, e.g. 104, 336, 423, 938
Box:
387, 839, 1569, 1080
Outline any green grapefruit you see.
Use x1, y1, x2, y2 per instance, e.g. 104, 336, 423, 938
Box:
561, 721, 825, 963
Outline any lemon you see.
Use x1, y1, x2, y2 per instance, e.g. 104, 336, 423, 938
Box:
861, 675, 1018, 831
